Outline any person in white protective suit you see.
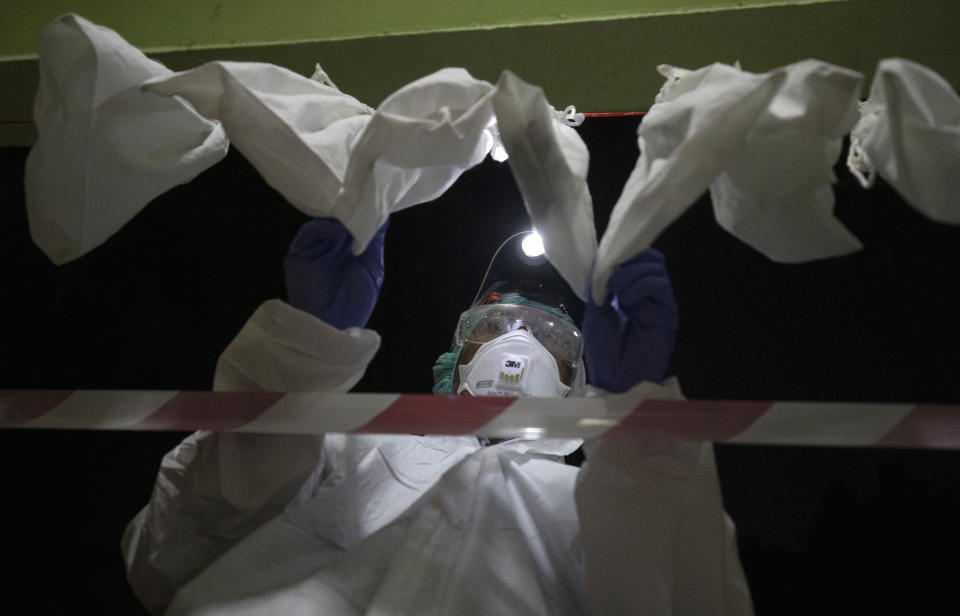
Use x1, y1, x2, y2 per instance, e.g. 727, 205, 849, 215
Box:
122, 219, 753, 615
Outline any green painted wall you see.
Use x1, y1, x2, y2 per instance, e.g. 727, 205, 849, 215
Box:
2, 0, 845, 58
1, 0, 957, 146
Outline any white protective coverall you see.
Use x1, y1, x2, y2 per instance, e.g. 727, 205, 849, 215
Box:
122, 300, 753, 615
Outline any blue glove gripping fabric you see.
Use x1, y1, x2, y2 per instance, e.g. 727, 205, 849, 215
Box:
582, 249, 678, 393
284, 218, 387, 330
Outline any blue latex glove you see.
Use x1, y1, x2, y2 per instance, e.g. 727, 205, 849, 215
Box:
582, 249, 679, 392
284, 218, 387, 330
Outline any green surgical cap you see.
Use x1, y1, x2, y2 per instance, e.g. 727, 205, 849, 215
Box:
432, 347, 461, 394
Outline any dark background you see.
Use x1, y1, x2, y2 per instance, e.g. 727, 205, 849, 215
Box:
2, 116, 959, 614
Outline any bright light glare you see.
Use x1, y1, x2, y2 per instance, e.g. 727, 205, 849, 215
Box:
578, 418, 618, 427
521, 231, 545, 257
522, 426, 545, 439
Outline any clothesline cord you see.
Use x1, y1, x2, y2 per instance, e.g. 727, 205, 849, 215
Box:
581, 112, 647, 117
3, 113, 649, 125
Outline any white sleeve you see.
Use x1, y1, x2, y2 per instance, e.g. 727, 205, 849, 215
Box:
122, 300, 381, 614
213, 299, 381, 393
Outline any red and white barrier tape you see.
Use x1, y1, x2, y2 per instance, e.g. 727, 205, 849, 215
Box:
1, 390, 958, 449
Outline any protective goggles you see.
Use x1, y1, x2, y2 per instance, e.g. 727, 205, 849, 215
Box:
454, 302, 584, 371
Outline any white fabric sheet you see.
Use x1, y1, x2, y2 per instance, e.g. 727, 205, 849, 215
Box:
848, 58, 960, 225
147, 64, 502, 255
331, 68, 497, 253
709, 60, 864, 263
591, 63, 786, 303
592, 60, 867, 303
142, 61, 374, 228
24, 13, 228, 265
25, 17, 507, 263
493, 71, 597, 300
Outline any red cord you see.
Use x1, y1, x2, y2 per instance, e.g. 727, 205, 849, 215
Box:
581, 112, 647, 117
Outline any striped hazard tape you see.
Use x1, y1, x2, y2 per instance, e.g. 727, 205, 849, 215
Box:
0, 389, 958, 449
